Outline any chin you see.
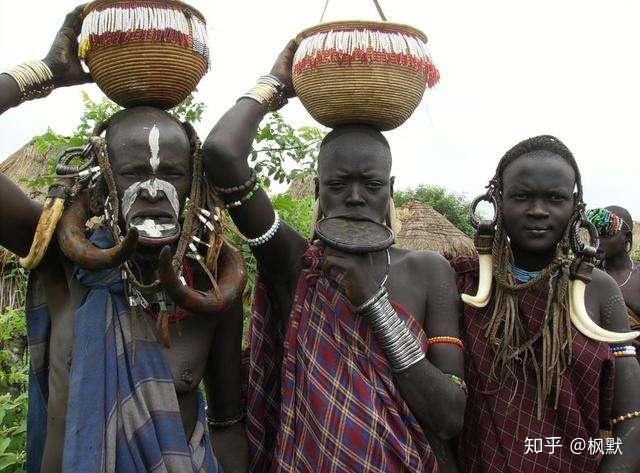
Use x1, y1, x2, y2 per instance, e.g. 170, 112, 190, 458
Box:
512, 237, 559, 255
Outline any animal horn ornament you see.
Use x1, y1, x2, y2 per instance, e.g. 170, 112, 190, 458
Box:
56, 191, 139, 270
569, 218, 639, 343
461, 193, 497, 308
158, 239, 247, 315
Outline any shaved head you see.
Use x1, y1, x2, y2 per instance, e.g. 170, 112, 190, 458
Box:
318, 124, 391, 177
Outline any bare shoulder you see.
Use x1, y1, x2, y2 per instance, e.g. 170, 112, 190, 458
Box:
588, 267, 621, 301
392, 248, 454, 283
588, 267, 629, 330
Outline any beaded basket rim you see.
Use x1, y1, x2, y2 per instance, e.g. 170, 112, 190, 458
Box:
82, 0, 206, 23
295, 20, 428, 45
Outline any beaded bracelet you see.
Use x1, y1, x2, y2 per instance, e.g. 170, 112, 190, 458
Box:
610, 344, 637, 358
245, 210, 281, 248
448, 374, 467, 394
226, 180, 260, 209
207, 411, 246, 429
213, 169, 257, 195
427, 336, 464, 350
610, 410, 640, 426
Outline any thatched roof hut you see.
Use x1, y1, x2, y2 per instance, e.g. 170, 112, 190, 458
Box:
395, 200, 476, 259
0, 140, 51, 202
0, 140, 52, 311
287, 174, 315, 200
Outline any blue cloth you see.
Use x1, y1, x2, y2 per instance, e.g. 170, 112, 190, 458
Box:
26, 227, 220, 472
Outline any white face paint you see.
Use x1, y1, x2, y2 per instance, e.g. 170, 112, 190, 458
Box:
149, 124, 160, 173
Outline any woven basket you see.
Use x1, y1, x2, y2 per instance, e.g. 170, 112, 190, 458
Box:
292, 21, 438, 131
80, 0, 209, 109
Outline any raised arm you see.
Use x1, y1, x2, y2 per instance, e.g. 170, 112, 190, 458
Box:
202, 41, 307, 283
0, 4, 92, 256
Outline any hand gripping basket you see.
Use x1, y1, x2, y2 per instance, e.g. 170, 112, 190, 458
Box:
292, 21, 439, 131
79, 0, 209, 109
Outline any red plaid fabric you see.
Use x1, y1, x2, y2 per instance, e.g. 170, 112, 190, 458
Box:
451, 255, 615, 473
247, 244, 438, 472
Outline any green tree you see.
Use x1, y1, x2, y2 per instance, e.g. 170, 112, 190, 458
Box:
251, 112, 325, 187
394, 184, 475, 237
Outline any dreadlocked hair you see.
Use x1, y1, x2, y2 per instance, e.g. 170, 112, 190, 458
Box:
86, 113, 226, 293
485, 135, 584, 419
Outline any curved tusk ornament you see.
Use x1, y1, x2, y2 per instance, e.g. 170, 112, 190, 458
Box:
461, 194, 497, 309
569, 279, 638, 342
462, 253, 493, 308
568, 218, 639, 343
56, 191, 138, 270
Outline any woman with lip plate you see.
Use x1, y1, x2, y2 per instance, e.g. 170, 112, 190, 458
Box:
451, 135, 640, 473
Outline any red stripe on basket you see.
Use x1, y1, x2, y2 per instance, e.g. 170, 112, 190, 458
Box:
294, 49, 440, 88
87, 29, 191, 50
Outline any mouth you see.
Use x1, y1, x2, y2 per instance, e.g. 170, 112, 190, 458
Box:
524, 226, 552, 237
126, 215, 180, 246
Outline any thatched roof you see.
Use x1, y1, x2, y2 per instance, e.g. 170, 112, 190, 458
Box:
634, 221, 640, 253
395, 200, 476, 259
0, 140, 52, 203
287, 174, 315, 200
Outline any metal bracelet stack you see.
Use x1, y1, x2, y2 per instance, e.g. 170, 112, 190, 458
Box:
3, 60, 54, 101
245, 210, 281, 248
239, 74, 288, 111
355, 286, 425, 373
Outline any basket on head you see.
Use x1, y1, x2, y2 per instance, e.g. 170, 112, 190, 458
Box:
79, 0, 209, 109
292, 21, 439, 131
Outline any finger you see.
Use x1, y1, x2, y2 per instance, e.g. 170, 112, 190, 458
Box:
62, 4, 86, 33
284, 39, 298, 55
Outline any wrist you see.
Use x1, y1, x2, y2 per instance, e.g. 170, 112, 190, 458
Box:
355, 287, 425, 373
3, 60, 54, 102
238, 75, 288, 111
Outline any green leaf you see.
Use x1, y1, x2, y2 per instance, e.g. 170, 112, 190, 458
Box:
0, 438, 10, 455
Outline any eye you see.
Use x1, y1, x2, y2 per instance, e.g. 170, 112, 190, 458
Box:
327, 181, 345, 190
512, 193, 528, 201
549, 193, 567, 202
365, 181, 384, 192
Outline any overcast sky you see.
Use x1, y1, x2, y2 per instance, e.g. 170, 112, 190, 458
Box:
1, 0, 639, 216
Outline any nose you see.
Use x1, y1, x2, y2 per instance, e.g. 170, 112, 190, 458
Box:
345, 184, 365, 207
138, 187, 166, 203
526, 199, 549, 219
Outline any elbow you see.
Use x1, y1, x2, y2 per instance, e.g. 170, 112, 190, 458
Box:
202, 133, 236, 168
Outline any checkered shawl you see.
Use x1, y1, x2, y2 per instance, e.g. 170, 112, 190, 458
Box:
451, 255, 615, 473
25, 228, 220, 473
247, 243, 438, 472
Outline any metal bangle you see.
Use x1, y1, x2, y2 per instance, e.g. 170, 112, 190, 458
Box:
358, 290, 425, 373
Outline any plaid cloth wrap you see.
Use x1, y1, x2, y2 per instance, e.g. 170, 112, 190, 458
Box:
247, 243, 439, 472
451, 255, 615, 473
25, 227, 220, 473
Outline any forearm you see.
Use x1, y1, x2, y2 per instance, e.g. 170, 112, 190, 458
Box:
356, 287, 465, 439
203, 98, 268, 186
395, 360, 466, 439
0, 73, 22, 114
211, 422, 249, 473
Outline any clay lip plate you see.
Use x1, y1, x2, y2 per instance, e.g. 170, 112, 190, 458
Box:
315, 216, 394, 254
